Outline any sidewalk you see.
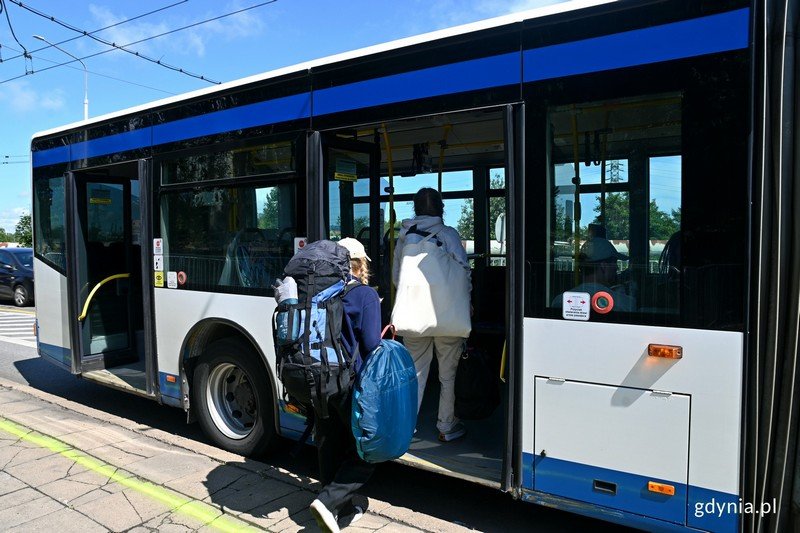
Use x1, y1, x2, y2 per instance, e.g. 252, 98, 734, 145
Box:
0, 378, 464, 533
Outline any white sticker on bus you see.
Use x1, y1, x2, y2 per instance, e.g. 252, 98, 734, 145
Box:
562, 292, 591, 321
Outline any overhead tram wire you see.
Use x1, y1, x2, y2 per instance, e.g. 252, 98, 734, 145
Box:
0, 0, 31, 72
0, 0, 189, 64
2, 44, 176, 96
4, 0, 279, 85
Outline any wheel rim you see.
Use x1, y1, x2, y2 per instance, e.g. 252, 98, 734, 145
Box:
14, 287, 25, 306
205, 362, 257, 440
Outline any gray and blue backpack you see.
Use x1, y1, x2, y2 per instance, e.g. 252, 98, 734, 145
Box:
273, 240, 357, 419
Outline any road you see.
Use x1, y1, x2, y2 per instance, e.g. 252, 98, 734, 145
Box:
0, 303, 623, 532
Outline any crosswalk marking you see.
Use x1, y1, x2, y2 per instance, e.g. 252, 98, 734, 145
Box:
0, 310, 36, 348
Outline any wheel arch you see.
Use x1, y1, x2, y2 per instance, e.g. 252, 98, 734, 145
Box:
179, 317, 281, 436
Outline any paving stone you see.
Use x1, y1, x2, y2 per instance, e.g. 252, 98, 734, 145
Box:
204, 471, 301, 515
58, 425, 141, 452
90, 443, 153, 467
0, 471, 27, 496
0, 401, 49, 415
6, 506, 108, 532
67, 487, 115, 508
0, 487, 45, 511
377, 523, 427, 533
112, 435, 175, 459
347, 512, 391, 531
10, 410, 97, 437
270, 508, 319, 533
6, 453, 77, 487
74, 490, 153, 532
2, 445, 54, 468
39, 477, 107, 505
125, 450, 221, 485
120, 487, 172, 524
241, 488, 316, 530
0, 493, 64, 529
168, 464, 250, 501
0, 388, 37, 404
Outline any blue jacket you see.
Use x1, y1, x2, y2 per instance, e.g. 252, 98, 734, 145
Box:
341, 277, 381, 372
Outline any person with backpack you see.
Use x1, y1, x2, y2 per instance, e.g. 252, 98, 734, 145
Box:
308, 238, 381, 533
391, 187, 472, 443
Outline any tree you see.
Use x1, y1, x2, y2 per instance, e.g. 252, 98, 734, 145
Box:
457, 173, 506, 240
15, 213, 32, 247
0, 227, 11, 242
258, 188, 280, 229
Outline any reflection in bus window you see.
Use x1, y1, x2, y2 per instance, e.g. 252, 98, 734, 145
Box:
33, 176, 67, 271
547, 95, 682, 320
160, 183, 296, 293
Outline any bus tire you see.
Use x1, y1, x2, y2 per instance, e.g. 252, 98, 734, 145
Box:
192, 338, 276, 457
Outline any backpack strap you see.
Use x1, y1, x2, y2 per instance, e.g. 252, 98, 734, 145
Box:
408, 224, 443, 246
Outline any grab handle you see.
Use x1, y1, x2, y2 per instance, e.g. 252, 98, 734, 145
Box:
77, 273, 130, 321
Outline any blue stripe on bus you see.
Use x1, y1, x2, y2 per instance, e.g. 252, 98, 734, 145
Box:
151, 92, 312, 146
37, 341, 71, 366
522, 452, 739, 531
158, 372, 181, 399
32, 8, 749, 168
312, 52, 520, 116
32, 145, 70, 168
71, 127, 152, 161
523, 8, 750, 82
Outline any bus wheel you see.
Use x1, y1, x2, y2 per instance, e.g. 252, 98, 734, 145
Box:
192, 338, 276, 456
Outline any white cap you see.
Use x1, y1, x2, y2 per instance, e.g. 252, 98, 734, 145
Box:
338, 237, 371, 261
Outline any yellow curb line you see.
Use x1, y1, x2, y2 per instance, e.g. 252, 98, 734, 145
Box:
0, 418, 259, 532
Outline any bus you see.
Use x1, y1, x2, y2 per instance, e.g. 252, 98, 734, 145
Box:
30, 0, 797, 531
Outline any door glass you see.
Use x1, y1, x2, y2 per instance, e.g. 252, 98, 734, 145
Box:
327, 148, 371, 242
82, 182, 129, 355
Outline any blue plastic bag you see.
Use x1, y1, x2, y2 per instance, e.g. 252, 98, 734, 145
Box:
351, 339, 418, 463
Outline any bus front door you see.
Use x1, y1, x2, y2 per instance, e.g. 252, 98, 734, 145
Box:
66, 169, 142, 375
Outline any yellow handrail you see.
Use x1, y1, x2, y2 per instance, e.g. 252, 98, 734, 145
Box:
77, 273, 130, 322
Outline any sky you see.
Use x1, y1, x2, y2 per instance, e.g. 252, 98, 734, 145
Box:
0, 0, 572, 233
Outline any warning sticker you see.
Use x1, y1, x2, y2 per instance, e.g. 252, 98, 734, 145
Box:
153, 238, 163, 255
154, 271, 165, 288
562, 291, 591, 321
334, 159, 358, 182
153, 255, 164, 272
167, 271, 178, 289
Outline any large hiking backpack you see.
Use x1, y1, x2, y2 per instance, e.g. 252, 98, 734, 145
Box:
272, 240, 355, 419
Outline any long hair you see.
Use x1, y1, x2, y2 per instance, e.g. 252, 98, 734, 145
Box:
350, 257, 370, 285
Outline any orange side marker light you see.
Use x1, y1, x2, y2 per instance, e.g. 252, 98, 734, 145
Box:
165, 374, 177, 383
648, 344, 683, 359
648, 481, 675, 496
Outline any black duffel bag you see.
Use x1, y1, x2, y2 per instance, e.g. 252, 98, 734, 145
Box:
454, 346, 500, 420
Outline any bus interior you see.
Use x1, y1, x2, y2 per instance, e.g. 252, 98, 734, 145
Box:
68, 161, 151, 396
323, 107, 509, 486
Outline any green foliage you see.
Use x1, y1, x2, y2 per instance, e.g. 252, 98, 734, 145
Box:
0, 227, 11, 242
258, 188, 280, 229
15, 213, 32, 247
456, 173, 505, 240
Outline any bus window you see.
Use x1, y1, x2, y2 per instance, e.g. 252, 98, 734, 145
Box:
160, 182, 297, 294
546, 95, 682, 321
33, 176, 67, 272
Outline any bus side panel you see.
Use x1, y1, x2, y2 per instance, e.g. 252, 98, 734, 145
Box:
521, 318, 742, 532
153, 289, 290, 424
34, 258, 72, 368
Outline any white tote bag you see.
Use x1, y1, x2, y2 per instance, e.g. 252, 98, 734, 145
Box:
391, 230, 471, 338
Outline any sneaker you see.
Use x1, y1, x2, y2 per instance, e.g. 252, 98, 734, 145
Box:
438, 422, 466, 442
310, 499, 340, 533
337, 504, 364, 529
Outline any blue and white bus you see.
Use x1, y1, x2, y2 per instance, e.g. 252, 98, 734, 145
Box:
31, 0, 799, 531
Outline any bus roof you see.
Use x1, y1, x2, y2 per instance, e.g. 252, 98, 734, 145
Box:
32, 0, 616, 141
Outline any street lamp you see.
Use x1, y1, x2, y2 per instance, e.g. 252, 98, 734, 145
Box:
33, 35, 88, 121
